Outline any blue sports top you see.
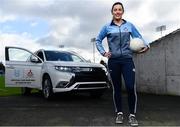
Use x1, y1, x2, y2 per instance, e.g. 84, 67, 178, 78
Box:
96, 19, 149, 59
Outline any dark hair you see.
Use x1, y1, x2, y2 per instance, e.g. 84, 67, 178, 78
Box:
111, 2, 124, 13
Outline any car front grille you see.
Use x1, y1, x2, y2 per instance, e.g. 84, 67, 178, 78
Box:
67, 67, 108, 87
74, 67, 107, 82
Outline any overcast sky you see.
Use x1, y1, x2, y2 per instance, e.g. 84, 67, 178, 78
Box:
0, 0, 180, 62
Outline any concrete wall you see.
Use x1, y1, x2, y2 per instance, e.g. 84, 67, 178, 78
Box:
133, 29, 180, 96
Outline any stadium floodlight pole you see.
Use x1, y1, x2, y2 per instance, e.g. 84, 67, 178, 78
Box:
91, 37, 96, 63
156, 25, 166, 37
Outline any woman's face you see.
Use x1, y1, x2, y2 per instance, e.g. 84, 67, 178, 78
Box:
112, 4, 124, 20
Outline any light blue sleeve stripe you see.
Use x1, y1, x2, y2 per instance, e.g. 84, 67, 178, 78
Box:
95, 25, 107, 55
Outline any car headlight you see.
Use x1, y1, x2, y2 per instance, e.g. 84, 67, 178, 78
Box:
55, 66, 73, 72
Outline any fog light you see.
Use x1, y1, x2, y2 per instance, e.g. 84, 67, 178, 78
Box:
56, 81, 69, 88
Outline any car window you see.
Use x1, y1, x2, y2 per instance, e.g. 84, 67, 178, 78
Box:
44, 51, 84, 62
71, 54, 83, 62
36, 51, 44, 61
8, 48, 32, 61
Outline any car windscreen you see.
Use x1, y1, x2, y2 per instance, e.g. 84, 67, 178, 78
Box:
44, 51, 84, 62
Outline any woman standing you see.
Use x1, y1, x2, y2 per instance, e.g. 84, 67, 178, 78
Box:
96, 2, 149, 126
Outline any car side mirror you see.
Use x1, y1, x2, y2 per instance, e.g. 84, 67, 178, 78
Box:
86, 59, 91, 63
30, 55, 41, 63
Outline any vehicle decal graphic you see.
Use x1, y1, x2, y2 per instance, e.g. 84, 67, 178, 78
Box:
26, 69, 34, 78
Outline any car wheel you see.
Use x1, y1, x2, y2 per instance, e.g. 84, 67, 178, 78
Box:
21, 87, 31, 95
89, 89, 105, 98
42, 76, 54, 100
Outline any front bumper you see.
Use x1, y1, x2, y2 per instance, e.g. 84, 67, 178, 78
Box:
52, 67, 109, 93
53, 81, 109, 92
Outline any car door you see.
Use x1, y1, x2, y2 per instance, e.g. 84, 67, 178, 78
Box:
5, 47, 43, 88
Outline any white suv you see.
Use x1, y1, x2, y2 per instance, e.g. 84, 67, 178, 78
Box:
5, 47, 109, 99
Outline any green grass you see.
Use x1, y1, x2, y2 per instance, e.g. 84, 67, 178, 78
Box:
0, 76, 40, 97
0, 76, 21, 96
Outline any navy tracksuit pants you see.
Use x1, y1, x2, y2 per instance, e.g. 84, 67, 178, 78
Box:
108, 58, 137, 114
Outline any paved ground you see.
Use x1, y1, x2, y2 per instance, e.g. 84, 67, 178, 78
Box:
0, 89, 180, 126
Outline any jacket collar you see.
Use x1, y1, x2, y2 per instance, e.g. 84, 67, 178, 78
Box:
110, 19, 126, 26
